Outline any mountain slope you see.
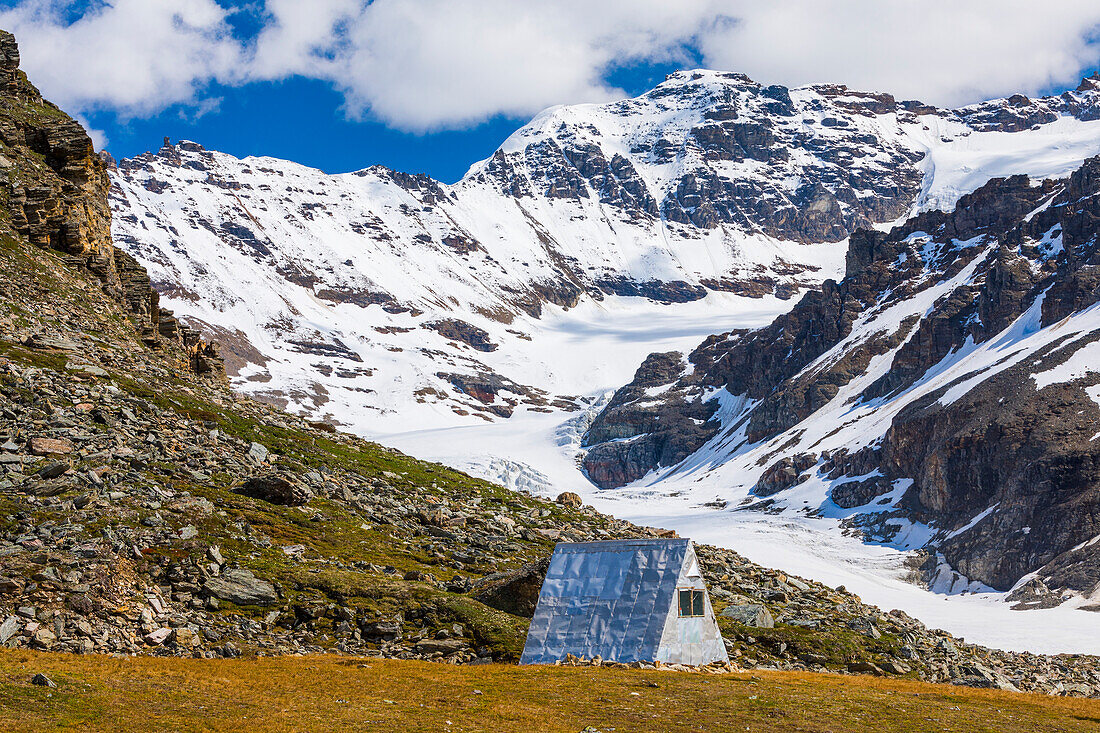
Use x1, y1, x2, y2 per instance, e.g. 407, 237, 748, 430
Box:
106, 72, 1100, 437
583, 156, 1100, 605
10, 30, 1100, 692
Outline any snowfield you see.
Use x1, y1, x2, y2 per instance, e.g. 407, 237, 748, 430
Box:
386, 386, 1100, 657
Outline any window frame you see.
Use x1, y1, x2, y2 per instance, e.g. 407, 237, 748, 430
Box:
677, 588, 706, 618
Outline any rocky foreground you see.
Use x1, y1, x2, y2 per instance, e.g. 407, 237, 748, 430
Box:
0, 27, 1097, 700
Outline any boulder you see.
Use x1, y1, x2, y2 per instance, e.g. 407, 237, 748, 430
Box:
143, 628, 171, 646
29, 437, 72, 456
361, 621, 402, 640
472, 557, 550, 617
203, 568, 277, 606
35, 461, 69, 479
24, 334, 79, 351
555, 492, 583, 508
848, 661, 884, 675
247, 442, 269, 464
847, 617, 882, 639
0, 615, 19, 643
415, 638, 468, 655
170, 628, 195, 647
235, 474, 312, 506
719, 603, 774, 628
32, 627, 56, 647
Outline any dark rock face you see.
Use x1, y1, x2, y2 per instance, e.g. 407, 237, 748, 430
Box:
885, 373, 1100, 591
235, 474, 313, 507
436, 371, 549, 418
586, 156, 1100, 596
755, 454, 817, 497
425, 319, 498, 352
471, 558, 550, 618
831, 476, 893, 509
583, 352, 719, 488
595, 277, 707, 303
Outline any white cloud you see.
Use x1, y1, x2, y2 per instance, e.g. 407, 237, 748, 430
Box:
0, 0, 243, 117
74, 114, 107, 150
2, 0, 1100, 131
696, 1, 1100, 108
254, 0, 722, 131
248, 0, 361, 80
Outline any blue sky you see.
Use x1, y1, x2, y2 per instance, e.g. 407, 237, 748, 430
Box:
2, 1, 1099, 183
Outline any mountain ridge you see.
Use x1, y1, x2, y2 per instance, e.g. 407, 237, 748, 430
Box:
106, 68, 1100, 438
582, 157, 1100, 605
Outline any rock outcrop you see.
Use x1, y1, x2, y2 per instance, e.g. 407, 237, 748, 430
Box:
0, 30, 221, 376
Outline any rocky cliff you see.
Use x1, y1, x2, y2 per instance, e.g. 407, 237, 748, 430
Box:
0, 31, 221, 375
583, 156, 1100, 604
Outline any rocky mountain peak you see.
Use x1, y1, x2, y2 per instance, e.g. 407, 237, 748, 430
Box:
104, 53, 1100, 437
0, 29, 18, 74
1077, 71, 1100, 93
477, 68, 928, 244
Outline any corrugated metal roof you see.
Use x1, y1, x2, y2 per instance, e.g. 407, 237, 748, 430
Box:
520, 539, 691, 664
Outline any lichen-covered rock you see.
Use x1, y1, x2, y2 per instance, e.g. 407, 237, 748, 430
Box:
203, 569, 277, 606
719, 604, 774, 628
555, 492, 582, 508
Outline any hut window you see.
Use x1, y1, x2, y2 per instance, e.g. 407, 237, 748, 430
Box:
677, 589, 705, 617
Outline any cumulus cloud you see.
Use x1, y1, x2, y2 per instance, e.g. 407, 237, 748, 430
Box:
2, 0, 1100, 131
73, 114, 107, 150
0, 0, 243, 117
697, 1, 1100, 108
253, 0, 721, 130
248, 0, 361, 81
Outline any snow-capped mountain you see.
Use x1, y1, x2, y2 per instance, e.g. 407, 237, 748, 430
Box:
108, 71, 1100, 437
584, 156, 1100, 606
106, 70, 1100, 629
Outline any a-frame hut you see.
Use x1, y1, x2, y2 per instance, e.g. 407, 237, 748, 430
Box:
520, 538, 728, 666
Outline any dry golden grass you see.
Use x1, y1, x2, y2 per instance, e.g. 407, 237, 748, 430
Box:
1, 649, 1098, 732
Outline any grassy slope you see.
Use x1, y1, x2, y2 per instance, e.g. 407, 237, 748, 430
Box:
0, 328, 559, 657
1, 650, 1099, 733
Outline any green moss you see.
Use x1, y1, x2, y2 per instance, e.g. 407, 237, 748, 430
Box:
0, 340, 69, 372
431, 595, 530, 660
718, 618, 909, 672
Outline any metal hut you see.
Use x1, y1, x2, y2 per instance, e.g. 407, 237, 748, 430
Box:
520, 538, 729, 666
